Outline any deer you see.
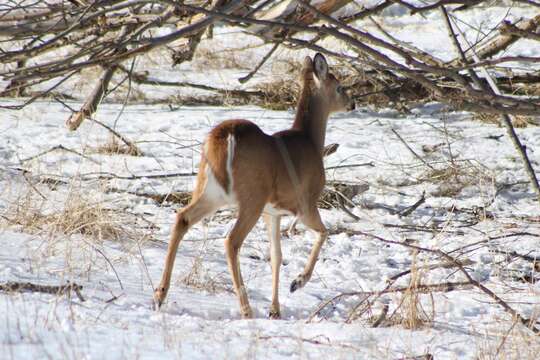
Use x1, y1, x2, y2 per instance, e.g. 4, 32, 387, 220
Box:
153, 53, 355, 319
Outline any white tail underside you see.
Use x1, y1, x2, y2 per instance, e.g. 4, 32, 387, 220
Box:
226, 134, 235, 194
201, 135, 237, 205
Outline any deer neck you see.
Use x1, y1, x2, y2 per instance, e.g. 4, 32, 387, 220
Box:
292, 92, 329, 155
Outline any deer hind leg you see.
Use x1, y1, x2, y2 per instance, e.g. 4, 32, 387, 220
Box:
225, 203, 264, 319
154, 195, 220, 309
263, 213, 282, 319
290, 207, 328, 293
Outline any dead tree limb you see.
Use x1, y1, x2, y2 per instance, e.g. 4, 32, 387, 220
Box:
66, 65, 117, 131
446, 9, 540, 203
475, 14, 540, 60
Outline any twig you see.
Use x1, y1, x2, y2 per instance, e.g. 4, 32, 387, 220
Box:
388, 258, 475, 282
256, 334, 360, 351
79, 170, 197, 180
399, 191, 426, 217
80, 238, 124, 290
19, 144, 99, 164
391, 129, 434, 170
371, 303, 389, 328
492, 249, 539, 263
21, 171, 46, 200
325, 162, 374, 170
238, 42, 279, 84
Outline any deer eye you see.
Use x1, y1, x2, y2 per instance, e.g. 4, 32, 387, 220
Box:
336, 86, 343, 93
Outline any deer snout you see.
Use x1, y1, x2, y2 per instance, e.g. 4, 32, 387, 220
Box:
347, 101, 356, 111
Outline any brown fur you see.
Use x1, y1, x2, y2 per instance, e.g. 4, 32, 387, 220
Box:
154, 53, 355, 318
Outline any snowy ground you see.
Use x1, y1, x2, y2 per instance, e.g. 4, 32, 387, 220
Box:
1, 99, 539, 359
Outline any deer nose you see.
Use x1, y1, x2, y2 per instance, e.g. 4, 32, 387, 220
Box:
347, 101, 356, 111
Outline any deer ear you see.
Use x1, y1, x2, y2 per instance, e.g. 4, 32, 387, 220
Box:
302, 56, 313, 71
313, 53, 328, 80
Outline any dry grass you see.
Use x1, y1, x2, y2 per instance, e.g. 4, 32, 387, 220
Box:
93, 136, 142, 156
354, 254, 435, 329
254, 77, 300, 110
472, 113, 539, 127
181, 254, 231, 294
475, 315, 540, 360
387, 253, 434, 329
192, 47, 252, 71
1, 184, 142, 243
420, 161, 493, 197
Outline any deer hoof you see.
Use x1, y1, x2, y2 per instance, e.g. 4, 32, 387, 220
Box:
269, 309, 281, 319
153, 287, 167, 310
290, 274, 306, 293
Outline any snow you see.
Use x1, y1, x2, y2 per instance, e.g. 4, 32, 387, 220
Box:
1, 99, 539, 359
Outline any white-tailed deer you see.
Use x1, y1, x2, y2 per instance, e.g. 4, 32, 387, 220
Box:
154, 53, 354, 318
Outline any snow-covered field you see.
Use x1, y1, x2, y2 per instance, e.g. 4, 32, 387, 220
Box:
1, 99, 539, 359
1, 3, 540, 359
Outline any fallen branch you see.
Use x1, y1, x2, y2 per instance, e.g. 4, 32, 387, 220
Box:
106, 188, 192, 206
78, 170, 197, 180
0, 281, 85, 301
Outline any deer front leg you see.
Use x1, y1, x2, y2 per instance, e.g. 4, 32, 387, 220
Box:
290, 209, 327, 293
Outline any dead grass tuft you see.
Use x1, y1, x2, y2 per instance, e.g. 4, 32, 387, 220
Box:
181, 254, 231, 294
255, 77, 299, 110
421, 161, 492, 197
93, 136, 142, 156
388, 253, 434, 329
475, 314, 540, 360
472, 113, 539, 127
192, 47, 251, 71
2, 186, 142, 243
